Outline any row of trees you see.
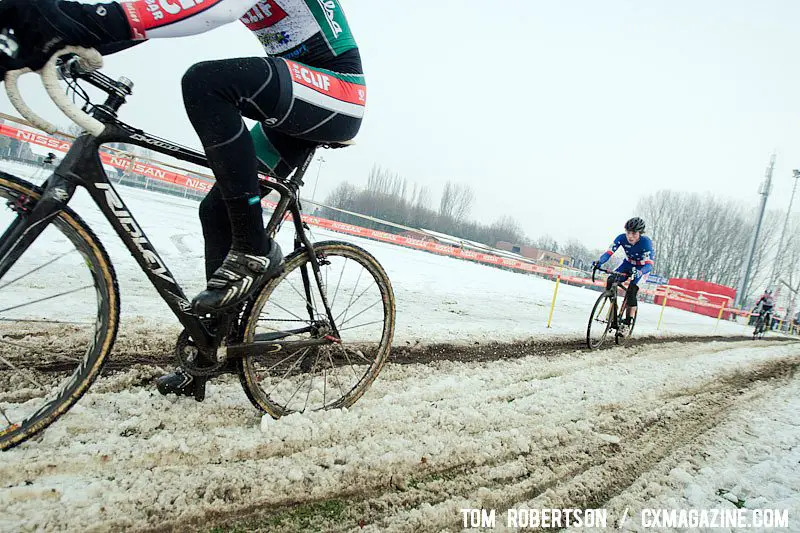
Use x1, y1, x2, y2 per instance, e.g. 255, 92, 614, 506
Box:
323, 165, 526, 246
636, 190, 800, 303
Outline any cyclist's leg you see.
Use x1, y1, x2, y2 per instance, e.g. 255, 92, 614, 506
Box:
184, 57, 364, 290
195, 129, 315, 281
183, 57, 330, 313
614, 262, 635, 321
625, 283, 640, 321
629, 269, 648, 321
159, 58, 296, 398
198, 185, 229, 281
183, 58, 292, 257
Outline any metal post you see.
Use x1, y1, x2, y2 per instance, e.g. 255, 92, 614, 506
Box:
736, 154, 775, 308
769, 169, 800, 292
311, 156, 325, 203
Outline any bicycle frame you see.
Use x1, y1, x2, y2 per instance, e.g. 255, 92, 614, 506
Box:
593, 266, 633, 328
0, 67, 339, 356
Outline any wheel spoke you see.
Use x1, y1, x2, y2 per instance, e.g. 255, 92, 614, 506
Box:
323, 348, 347, 401
338, 319, 385, 333
0, 249, 77, 291
336, 342, 362, 380
0, 352, 45, 390
333, 280, 377, 325
0, 284, 92, 315
330, 257, 348, 310
338, 265, 363, 327
262, 298, 310, 324
0, 404, 14, 428
338, 299, 382, 330
0, 317, 93, 325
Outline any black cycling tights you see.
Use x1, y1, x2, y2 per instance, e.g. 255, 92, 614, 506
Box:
182, 57, 287, 263
606, 275, 640, 308
183, 56, 362, 277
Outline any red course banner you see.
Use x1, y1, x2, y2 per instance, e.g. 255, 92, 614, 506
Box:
0, 124, 215, 193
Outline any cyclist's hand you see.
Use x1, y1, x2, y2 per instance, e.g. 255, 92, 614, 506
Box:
0, 28, 19, 82
591, 261, 600, 270
0, 0, 64, 73
0, 0, 122, 73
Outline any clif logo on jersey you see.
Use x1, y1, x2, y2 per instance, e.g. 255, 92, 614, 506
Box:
241, 1, 288, 31
142, 0, 207, 22
291, 63, 332, 92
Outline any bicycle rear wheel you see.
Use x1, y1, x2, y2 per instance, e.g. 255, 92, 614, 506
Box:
0, 173, 119, 450
587, 292, 613, 350
238, 241, 394, 418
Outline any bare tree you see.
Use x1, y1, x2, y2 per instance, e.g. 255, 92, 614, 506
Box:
561, 239, 594, 268
439, 181, 455, 221
323, 165, 526, 247
532, 235, 560, 253
451, 183, 474, 222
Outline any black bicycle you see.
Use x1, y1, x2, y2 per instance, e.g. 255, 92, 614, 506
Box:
586, 265, 637, 349
0, 48, 395, 451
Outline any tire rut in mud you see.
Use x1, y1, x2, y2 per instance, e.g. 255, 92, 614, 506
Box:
15, 325, 795, 377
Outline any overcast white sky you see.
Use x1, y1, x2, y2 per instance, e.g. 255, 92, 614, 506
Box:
2, 0, 799, 249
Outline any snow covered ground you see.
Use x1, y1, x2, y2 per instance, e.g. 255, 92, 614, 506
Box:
1, 340, 798, 532
1, 163, 798, 532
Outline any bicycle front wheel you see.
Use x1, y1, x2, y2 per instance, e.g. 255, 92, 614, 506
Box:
239, 241, 395, 418
0, 173, 119, 451
587, 292, 613, 350
753, 317, 763, 339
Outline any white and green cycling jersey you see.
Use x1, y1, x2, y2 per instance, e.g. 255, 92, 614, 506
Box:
121, 0, 359, 70
239, 1, 358, 65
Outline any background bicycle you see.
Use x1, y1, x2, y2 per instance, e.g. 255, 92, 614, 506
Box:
586, 265, 637, 349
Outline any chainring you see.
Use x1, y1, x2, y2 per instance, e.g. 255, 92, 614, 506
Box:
175, 330, 227, 377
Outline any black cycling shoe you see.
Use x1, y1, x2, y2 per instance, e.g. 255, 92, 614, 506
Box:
156, 367, 208, 402
191, 242, 283, 314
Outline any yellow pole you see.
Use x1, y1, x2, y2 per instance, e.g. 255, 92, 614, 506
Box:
546, 258, 565, 328
657, 286, 669, 330
714, 301, 726, 332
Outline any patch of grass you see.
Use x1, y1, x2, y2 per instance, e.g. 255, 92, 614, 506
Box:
716, 488, 747, 508
208, 499, 348, 533
265, 499, 347, 530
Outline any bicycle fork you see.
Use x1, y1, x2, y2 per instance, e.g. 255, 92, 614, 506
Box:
0, 174, 76, 280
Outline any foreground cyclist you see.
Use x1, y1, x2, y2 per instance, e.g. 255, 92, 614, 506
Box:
592, 217, 655, 335
0, 0, 366, 399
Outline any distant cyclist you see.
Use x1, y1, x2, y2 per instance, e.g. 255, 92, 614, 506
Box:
592, 217, 655, 334
752, 289, 775, 334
